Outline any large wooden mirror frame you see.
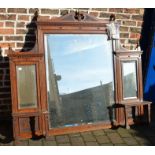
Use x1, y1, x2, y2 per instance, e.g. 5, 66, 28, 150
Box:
8, 12, 149, 139
37, 12, 117, 136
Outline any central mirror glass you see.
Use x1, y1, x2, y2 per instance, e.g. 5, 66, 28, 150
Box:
44, 34, 114, 128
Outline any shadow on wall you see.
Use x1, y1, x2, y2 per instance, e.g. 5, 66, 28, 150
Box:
0, 11, 39, 143
20, 10, 39, 52
0, 56, 12, 119
0, 56, 13, 143
0, 11, 39, 118
0, 120, 13, 144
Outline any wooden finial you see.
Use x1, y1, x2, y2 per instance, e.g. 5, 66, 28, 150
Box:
8, 44, 14, 54
74, 10, 84, 21
110, 14, 116, 21
34, 9, 39, 18
135, 41, 141, 51
8, 44, 12, 50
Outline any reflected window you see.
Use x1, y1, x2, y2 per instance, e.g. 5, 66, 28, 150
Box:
44, 34, 115, 128
16, 65, 38, 109
122, 61, 138, 99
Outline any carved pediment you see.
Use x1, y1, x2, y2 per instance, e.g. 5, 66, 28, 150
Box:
59, 12, 99, 22
37, 12, 109, 26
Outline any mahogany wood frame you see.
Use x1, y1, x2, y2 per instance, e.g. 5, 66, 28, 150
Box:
8, 52, 45, 139
114, 50, 151, 124
114, 51, 143, 103
8, 12, 149, 139
36, 12, 116, 136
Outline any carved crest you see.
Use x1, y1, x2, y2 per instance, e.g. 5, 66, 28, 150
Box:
37, 11, 106, 24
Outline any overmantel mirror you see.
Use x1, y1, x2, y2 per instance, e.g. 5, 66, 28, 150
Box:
8, 12, 150, 140
37, 12, 117, 135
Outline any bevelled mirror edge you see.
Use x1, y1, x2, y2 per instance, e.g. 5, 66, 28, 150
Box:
16, 65, 38, 109
44, 34, 115, 129
121, 60, 138, 100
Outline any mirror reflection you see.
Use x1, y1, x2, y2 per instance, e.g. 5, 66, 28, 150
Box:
16, 65, 38, 109
122, 61, 138, 99
45, 34, 115, 128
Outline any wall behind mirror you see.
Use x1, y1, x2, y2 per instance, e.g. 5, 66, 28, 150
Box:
44, 34, 115, 128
